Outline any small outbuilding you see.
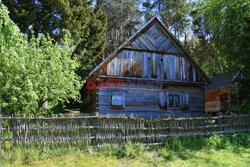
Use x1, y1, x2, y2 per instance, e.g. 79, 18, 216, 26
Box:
81, 16, 210, 118
205, 70, 246, 113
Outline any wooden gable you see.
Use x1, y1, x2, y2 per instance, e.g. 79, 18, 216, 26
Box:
89, 17, 210, 84
126, 21, 179, 53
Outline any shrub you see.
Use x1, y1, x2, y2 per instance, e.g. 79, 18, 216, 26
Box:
97, 144, 123, 157
164, 137, 183, 151
158, 148, 173, 160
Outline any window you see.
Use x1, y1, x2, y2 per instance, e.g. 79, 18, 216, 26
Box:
167, 93, 189, 109
169, 94, 181, 109
110, 92, 124, 107
111, 95, 123, 106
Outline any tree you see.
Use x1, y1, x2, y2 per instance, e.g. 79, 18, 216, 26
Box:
186, 36, 222, 76
142, 0, 193, 42
0, 3, 82, 115
196, 0, 250, 76
97, 0, 142, 57
2, 0, 107, 73
195, 0, 250, 110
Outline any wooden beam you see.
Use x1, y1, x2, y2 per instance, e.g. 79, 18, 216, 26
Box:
97, 75, 206, 86
122, 47, 182, 56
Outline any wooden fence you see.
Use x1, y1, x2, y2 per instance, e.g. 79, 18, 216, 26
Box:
0, 114, 250, 145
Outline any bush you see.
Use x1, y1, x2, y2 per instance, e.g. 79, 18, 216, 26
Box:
164, 137, 183, 151
97, 144, 123, 157
123, 142, 144, 158
233, 103, 250, 114
158, 148, 173, 160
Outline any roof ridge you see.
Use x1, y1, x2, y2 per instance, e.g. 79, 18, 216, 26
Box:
88, 16, 211, 84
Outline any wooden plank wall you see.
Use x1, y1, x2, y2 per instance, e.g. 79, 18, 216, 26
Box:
205, 88, 229, 112
126, 22, 180, 53
101, 50, 204, 83
96, 84, 205, 116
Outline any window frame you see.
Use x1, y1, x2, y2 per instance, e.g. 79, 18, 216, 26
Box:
168, 93, 182, 109
109, 92, 125, 108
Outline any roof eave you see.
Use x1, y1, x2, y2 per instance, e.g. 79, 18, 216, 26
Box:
88, 16, 211, 84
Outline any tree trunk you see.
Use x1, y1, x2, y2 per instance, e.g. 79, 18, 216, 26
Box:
184, 32, 187, 48
208, 43, 223, 74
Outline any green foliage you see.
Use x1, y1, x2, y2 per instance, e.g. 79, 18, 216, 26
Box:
164, 137, 183, 151
196, 0, 250, 75
203, 134, 231, 149
97, 0, 142, 57
0, 3, 82, 115
159, 133, 249, 151
122, 141, 144, 158
143, 0, 194, 40
158, 148, 173, 160
233, 104, 250, 114
1, 133, 249, 167
186, 36, 222, 76
235, 78, 250, 112
96, 143, 123, 157
94, 141, 144, 158
2, 0, 107, 73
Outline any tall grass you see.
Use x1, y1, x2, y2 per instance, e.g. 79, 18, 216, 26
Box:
0, 133, 249, 166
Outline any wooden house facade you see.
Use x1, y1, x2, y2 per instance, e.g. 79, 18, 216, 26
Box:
81, 17, 210, 118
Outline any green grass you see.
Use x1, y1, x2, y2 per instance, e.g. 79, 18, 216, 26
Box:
0, 133, 249, 167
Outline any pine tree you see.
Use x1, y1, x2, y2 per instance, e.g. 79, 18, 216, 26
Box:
143, 0, 193, 41
97, 0, 142, 57
2, 0, 107, 73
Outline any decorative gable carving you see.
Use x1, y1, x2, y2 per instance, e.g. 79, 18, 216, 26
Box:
127, 22, 180, 53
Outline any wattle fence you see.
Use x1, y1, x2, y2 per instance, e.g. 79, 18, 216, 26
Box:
0, 114, 250, 145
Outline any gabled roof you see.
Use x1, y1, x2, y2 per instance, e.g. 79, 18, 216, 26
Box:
88, 16, 210, 83
206, 73, 235, 91
205, 70, 246, 91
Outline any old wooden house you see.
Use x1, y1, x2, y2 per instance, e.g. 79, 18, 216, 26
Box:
205, 70, 246, 113
81, 16, 210, 118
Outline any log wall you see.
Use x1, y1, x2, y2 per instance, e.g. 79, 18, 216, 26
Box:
96, 84, 205, 118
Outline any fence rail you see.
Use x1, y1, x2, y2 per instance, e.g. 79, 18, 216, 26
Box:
0, 114, 250, 145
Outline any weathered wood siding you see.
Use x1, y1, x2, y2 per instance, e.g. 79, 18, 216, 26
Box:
82, 17, 207, 117
96, 84, 204, 118
100, 50, 204, 83
205, 88, 229, 112
126, 21, 180, 53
